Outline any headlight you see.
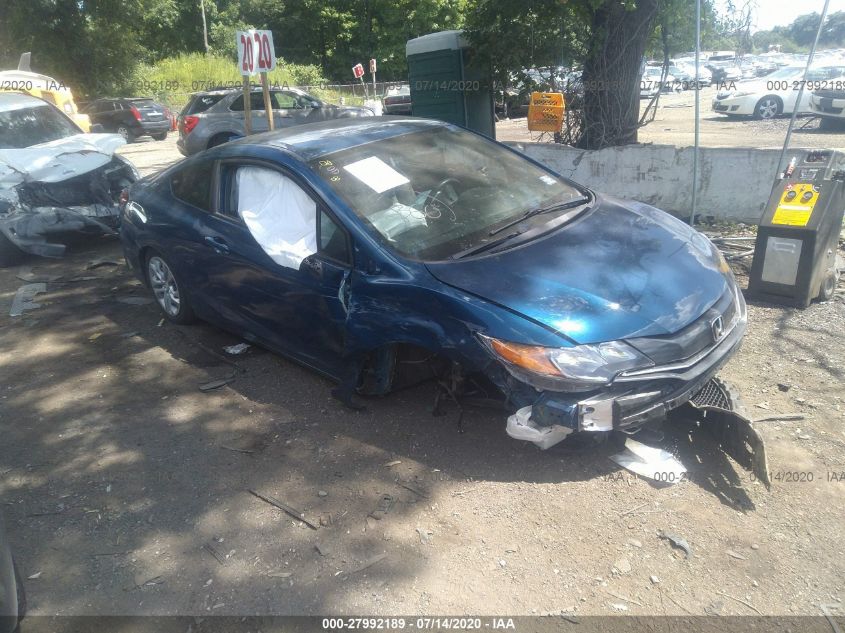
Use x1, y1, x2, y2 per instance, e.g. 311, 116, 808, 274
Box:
479, 334, 653, 392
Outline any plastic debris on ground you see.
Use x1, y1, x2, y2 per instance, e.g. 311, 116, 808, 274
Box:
506, 405, 573, 450
223, 343, 251, 355
10, 283, 47, 317
609, 437, 687, 483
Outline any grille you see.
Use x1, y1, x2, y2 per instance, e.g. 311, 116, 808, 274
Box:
689, 378, 731, 410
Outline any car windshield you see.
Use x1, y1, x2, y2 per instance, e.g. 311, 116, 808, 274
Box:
310, 126, 586, 261
0, 102, 80, 148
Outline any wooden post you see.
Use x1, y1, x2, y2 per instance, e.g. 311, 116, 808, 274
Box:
242, 75, 252, 135
261, 71, 274, 131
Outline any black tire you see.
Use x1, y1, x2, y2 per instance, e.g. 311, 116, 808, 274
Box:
145, 251, 196, 324
753, 95, 781, 120
13, 558, 25, 627
151, 132, 168, 141
819, 271, 837, 301
208, 133, 236, 149
0, 231, 24, 268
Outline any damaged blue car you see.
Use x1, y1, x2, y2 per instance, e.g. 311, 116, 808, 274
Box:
120, 117, 747, 450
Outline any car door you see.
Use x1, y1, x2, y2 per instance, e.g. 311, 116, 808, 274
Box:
229, 91, 273, 133
193, 160, 353, 375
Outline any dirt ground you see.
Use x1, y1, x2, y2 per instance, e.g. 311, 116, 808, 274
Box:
1, 120, 845, 626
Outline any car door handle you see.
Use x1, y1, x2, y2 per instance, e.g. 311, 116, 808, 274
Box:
204, 235, 230, 255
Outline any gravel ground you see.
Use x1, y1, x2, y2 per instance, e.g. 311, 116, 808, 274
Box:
0, 126, 844, 625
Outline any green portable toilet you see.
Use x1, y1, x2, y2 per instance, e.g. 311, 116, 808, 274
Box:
406, 30, 495, 139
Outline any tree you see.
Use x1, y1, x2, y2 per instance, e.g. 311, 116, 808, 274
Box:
578, 0, 660, 148
0, 0, 146, 98
467, 0, 663, 149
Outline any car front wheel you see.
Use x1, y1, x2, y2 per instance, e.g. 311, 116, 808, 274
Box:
146, 252, 195, 324
754, 96, 781, 120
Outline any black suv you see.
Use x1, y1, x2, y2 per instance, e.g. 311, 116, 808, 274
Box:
82, 97, 171, 142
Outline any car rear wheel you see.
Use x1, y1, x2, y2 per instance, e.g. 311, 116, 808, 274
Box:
0, 231, 24, 268
754, 96, 781, 120
116, 125, 135, 142
146, 252, 195, 324
151, 132, 168, 141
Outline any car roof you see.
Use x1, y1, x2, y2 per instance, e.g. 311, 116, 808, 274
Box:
0, 91, 52, 112
227, 116, 446, 161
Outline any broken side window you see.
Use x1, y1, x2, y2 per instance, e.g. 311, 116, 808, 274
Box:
235, 165, 318, 270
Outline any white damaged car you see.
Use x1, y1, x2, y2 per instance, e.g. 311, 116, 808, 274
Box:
0, 92, 138, 266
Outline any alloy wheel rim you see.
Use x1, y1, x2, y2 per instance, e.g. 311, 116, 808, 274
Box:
148, 256, 181, 317
759, 100, 777, 118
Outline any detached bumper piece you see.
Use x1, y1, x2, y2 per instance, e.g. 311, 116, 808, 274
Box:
685, 380, 770, 488
506, 405, 572, 449
0, 204, 118, 257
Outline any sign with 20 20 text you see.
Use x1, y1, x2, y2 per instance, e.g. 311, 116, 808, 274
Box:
236, 30, 276, 76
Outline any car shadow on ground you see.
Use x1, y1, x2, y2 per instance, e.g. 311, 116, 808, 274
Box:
0, 238, 762, 618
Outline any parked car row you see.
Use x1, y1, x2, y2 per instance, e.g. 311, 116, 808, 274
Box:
712, 64, 845, 120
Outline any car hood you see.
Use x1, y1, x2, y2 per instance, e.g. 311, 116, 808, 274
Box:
425, 196, 729, 345
0, 133, 126, 187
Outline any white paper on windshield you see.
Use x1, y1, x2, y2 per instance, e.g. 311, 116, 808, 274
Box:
343, 156, 409, 193
539, 175, 557, 185
236, 166, 317, 270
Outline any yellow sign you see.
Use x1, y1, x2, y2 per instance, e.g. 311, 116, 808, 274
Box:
527, 92, 565, 133
771, 183, 818, 227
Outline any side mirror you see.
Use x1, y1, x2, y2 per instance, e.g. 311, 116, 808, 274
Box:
311, 101, 321, 108
90, 123, 105, 134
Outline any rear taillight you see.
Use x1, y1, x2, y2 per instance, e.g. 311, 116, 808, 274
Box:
130, 105, 142, 121
181, 115, 200, 135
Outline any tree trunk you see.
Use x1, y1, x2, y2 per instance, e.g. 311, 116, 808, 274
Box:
578, 0, 660, 149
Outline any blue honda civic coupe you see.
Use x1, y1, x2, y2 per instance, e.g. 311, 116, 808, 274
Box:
120, 117, 746, 448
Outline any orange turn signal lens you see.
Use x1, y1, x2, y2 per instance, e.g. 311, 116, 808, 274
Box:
488, 338, 559, 376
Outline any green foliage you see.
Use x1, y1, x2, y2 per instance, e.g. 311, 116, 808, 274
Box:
464, 0, 589, 86
748, 11, 845, 53
130, 53, 327, 110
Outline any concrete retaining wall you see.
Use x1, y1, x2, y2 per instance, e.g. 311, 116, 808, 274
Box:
507, 142, 785, 223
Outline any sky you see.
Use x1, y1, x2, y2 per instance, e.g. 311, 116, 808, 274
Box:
717, 0, 845, 31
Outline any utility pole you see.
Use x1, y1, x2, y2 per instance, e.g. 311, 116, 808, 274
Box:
200, 0, 210, 54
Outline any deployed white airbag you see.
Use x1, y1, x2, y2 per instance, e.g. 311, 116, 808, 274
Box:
236, 166, 317, 270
